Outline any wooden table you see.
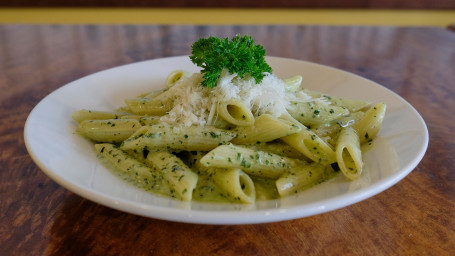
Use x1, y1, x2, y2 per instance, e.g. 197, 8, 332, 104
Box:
1, 24, 454, 255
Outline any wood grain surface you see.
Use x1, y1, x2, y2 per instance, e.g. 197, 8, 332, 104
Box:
0, 25, 454, 255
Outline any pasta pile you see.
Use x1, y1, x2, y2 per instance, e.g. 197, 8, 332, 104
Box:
72, 70, 386, 204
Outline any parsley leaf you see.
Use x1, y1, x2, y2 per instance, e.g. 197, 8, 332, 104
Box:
189, 35, 272, 88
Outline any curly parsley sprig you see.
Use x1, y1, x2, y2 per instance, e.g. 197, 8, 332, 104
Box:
189, 35, 273, 88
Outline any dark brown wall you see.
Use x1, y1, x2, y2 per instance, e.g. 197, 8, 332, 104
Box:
1, 0, 454, 9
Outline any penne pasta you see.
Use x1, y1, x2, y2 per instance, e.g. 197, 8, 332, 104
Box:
165, 69, 191, 89
330, 98, 371, 112
72, 109, 129, 123
209, 168, 256, 204
251, 176, 280, 200
95, 143, 166, 194
119, 115, 161, 126
76, 119, 141, 143
73, 61, 386, 204
138, 116, 161, 126
121, 124, 236, 152
124, 97, 173, 116
282, 75, 302, 92
231, 114, 301, 145
135, 89, 166, 99
281, 127, 337, 166
276, 162, 337, 196
217, 99, 255, 126
145, 151, 198, 201
336, 127, 363, 180
287, 101, 349, 126
311, 111, 365, 139
352, 103, 386, 144
243, 141, 308, 160
199, 144, 298, 178
301, 89, 371, 112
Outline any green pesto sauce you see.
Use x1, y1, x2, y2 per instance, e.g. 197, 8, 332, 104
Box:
97, 148, 334, 204
97, 151, 174, 198
191, 174, 234, 203
251, 176, 280, 200
98, 150, 246, 203
192, 174, 280, 202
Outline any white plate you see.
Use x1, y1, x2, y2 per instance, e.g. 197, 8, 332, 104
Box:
24, 56, 428, 224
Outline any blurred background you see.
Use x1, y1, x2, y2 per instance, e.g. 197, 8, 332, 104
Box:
0, 0, 454, 26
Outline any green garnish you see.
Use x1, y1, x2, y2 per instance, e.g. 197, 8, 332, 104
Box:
189, 35, 272, 88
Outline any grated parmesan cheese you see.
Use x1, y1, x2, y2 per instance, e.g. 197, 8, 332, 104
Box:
159, 70, 318, 127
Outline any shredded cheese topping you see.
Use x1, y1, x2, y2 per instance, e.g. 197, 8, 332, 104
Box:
159, 70, 318, 127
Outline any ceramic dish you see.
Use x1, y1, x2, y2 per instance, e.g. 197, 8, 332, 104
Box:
24, 56, 428, 224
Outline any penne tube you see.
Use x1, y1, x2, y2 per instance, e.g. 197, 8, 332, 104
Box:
135, 89, 166, 99
282, 75, 302, 92
217, 99, 254, 126
276, 163, 338, 196
139, 116, 161, 125
124, 97, 173, 116
311, 111, 365, 139
336, 127, 363, 180
119, 115, 142, 120
243, 142, 308, 160
95, 143, 165, 194
301, 89, 371, 112
231, 114, 301, 145
211, 117, 234, 130
287, 100, 349, 126
145, 151, 198, 201
76, 119, 141, 143
352, 103, 386, 144
330, 98, 371, 112
209, 168, 256, 204
72, 109, 130, 123
251, 176, 280, 200
281, 127, 337, 166
121, 124, 236, 152
120, 115, 161, 126
199, 144, 298, 178
165, 69, 191, 89
279, 113, 336, 164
